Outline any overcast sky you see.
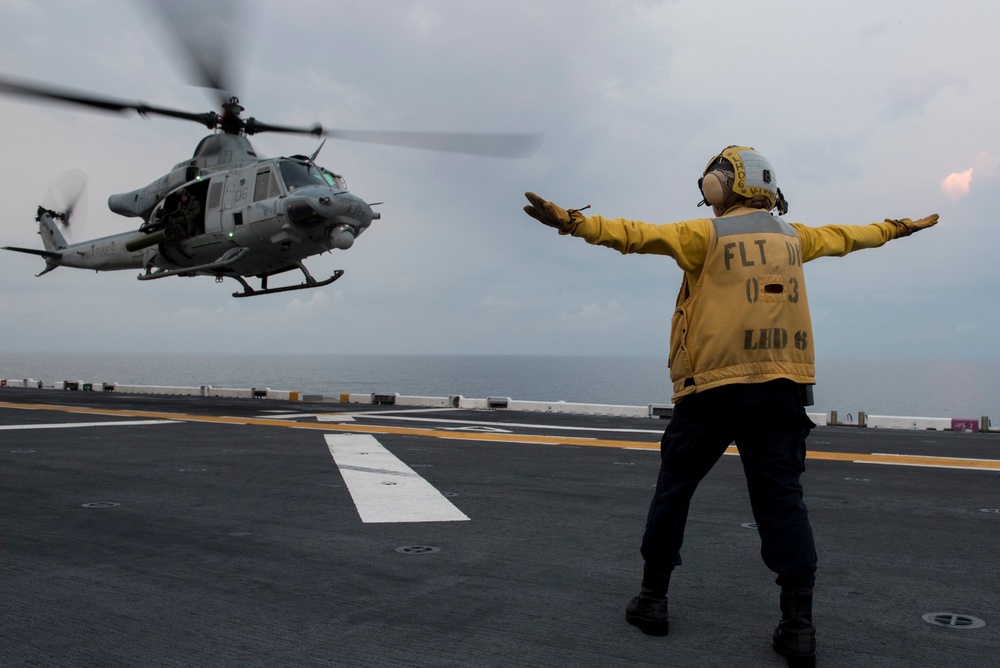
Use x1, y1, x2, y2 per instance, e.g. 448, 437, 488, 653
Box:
0, 0, 996, 361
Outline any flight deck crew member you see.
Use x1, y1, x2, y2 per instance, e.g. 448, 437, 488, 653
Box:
522, 146, 938, 668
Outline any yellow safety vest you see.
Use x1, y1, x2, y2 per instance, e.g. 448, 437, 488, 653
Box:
669, 211, 814, 400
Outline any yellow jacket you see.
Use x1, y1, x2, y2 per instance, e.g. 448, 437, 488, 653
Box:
570, 206, 905, 401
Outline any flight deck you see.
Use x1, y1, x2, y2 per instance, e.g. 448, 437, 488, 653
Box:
1, 388, 996, 667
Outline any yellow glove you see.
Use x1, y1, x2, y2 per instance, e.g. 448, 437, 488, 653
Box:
523, 192, 585, 234
886, 214, 939, 237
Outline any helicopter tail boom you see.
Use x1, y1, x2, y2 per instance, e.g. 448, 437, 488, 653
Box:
37, 209, 69, 253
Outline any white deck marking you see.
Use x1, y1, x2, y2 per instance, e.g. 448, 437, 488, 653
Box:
0, 420, 175, 430
255, 412, 356, 422
315, 414, 356, 423
325, 434, 469, 524
337, 413, 663, 435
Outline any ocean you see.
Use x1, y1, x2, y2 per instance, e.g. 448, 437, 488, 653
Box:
1, 351, 998, 421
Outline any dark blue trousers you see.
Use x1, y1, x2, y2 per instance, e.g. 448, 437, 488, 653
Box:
640, 380, 817, 589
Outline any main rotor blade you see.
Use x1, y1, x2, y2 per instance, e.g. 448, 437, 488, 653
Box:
0, 75, 135, 112
144, 0, 241, 103
0, 74, 221, 129
321, 129, 544, 159
136, 103, 220, 129
245, 118, 324, 136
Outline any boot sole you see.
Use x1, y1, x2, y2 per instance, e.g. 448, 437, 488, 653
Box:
772, 642, 816, 668
626, 612, 669, 636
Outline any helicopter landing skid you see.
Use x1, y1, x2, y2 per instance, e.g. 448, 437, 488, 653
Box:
231, 268, 345, 298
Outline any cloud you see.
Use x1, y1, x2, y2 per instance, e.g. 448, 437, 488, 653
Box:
939, 151, 999, 202
941, 168, 973, 201
283, 289, 337, 317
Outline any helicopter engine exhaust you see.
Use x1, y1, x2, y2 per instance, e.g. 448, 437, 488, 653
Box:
327, 224, 355, 250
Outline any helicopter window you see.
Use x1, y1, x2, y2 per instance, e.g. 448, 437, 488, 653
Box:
207, 182, 223, 210
253, 169, 279, 202
322, 169, 347, 190
278, 160, 329, 191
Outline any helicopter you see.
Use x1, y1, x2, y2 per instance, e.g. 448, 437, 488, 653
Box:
0, 3, 541, 298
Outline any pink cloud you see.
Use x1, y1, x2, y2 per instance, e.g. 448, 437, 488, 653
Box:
941, 168, 974, 201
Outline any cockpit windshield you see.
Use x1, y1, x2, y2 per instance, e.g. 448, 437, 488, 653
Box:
278, 160, 347, 192
322, 169, 347, 190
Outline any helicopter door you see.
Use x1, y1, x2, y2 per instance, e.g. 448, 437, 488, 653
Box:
221, 170, 251, 231
203, 178, 225, 234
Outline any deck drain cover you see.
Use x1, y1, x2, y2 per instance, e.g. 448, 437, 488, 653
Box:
922, 612, 986, 629
395, 545, 441, 555
82, 502, 120, 508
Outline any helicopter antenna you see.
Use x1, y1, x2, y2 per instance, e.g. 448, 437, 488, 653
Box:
308, 140, 327, 163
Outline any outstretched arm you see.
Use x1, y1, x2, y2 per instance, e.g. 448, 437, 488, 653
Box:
522, 192, 711, 272
793, 214, 938, 261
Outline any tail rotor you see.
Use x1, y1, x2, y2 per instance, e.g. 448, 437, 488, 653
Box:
41, 169, 88, 239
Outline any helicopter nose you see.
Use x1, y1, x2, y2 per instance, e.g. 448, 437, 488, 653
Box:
332, 192, 375, 228
284, 190, 374, 232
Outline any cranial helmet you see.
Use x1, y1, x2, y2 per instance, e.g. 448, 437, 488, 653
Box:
698, 145, 788, 215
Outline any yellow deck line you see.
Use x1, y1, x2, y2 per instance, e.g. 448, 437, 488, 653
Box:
2, 400, 998, 471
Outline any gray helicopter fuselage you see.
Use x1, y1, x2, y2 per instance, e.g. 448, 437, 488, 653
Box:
17, 135, 376, 288
149, 156, 373, 276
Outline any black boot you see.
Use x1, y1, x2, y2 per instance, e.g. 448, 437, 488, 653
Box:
772, 587, 816, 668
625, 566, 670, 636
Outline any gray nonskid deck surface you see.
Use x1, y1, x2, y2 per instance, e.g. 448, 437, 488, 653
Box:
0, 389, 996, 667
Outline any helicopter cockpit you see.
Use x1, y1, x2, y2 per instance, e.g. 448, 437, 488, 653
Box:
278, 160, 347, 193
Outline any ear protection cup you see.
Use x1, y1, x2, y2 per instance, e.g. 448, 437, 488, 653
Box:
698, 146, 785, 212
700, 170, 731, 206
